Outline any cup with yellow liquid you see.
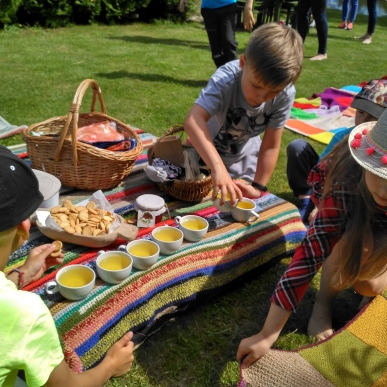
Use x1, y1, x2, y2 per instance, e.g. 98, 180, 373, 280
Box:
121, 239, 160, 270
45, 265, 96, 301
212, 192, 238, 212
231, 198, 260, 223
96, 250, 133, 284
174, 215, 209, 242
151, 226, 183, 255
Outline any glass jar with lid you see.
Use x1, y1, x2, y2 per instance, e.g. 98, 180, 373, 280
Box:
134, 194, 168, 228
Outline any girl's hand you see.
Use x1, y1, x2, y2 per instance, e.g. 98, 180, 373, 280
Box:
236, 332, 274, 368
308, 207, 318, 226
21, 244, 64, 285
234, 180, 262, 199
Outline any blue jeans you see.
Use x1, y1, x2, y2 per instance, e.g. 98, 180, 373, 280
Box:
286, 139, 319, 197
201, 3, 238, 68
297, 0, 328, 55
342, 0, 358, 22
367, 0, 377, 34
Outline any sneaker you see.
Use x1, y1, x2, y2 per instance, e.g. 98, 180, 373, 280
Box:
338, 21, 346, 29
346, 22, 353, 30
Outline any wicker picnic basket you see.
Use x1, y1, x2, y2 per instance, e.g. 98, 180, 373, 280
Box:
23, 79, 143, 190
147, 125, 213, 202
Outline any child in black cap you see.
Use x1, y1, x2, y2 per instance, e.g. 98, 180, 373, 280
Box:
0, 145, 134, 387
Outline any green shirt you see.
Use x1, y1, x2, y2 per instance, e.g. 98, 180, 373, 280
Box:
0, 272, 63, 387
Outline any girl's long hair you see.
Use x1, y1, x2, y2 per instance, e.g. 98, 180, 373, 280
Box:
320, 137, 387, 289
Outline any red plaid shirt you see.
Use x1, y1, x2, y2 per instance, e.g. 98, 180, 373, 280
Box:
271, 160, 387, 312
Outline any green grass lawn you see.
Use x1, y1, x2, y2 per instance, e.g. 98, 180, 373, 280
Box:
1, 10, 387, 386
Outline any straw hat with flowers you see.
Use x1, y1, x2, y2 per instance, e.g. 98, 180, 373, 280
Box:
349, 109, 387, 179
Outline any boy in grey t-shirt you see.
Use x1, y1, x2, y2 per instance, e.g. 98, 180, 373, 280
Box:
184, 23, 304, 205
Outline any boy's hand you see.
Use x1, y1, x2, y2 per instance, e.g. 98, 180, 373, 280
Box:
211, 167, 243, 206
104, 331, 135, 378
234, 180, 262, 199
21, 244, 64, 285
237, 332, 274, 369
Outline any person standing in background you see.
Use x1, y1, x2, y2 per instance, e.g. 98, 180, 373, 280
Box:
201, 0, 239, 68
297, 0, 328, 61
338, 0, 358, 30
355, 0, 377, 44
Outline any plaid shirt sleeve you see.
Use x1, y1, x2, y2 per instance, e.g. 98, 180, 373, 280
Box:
270, 161, 353, 312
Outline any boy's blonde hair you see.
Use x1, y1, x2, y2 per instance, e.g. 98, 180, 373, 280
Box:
245, 23, 304, 87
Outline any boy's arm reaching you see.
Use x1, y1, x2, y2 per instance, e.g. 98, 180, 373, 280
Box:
235, 127, 283, 198
236, 303, 291, 368
184, 104, 242, 205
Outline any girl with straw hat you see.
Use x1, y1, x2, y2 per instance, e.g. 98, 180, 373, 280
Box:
237, 109, 387, 368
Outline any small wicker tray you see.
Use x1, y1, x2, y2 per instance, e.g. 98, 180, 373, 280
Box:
23, 79, 143, 190
148, 125, 212, 202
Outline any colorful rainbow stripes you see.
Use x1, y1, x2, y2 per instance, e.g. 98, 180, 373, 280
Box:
6, 151, 306, 372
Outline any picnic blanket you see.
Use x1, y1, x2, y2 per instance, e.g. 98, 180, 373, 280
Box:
5, 149, 306, 372
285, 86, 360, 145
239, 291, 387, 387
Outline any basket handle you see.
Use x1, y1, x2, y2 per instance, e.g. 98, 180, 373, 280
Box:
148, 125, 184, 162
54, 79, 107, 165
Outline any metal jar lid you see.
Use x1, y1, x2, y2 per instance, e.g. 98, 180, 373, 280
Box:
134, 194, 166, 216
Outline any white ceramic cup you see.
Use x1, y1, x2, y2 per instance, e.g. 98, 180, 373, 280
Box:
45, 264, 95, 301
231, 198, 260, 223
174, 215, 209, 242
96, 250, 133, 284
212, 192, 238, 212
120, 240, 160, 270
151, 225, 184, 255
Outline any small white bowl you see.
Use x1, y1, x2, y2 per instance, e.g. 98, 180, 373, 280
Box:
174, 215, 209, 242
96, 250, 133, 284
122, 240, 160, 270
152, 226, 183, 255
212, 193, 238, 212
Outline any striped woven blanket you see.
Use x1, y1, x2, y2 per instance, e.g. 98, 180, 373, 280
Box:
5, 149, 306, 373
239, 291, 387, 387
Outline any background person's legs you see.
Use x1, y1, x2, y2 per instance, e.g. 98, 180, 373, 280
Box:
201, 4, 238, 68
219, 3, 238, 65
348, 0, 358, 23
340, 0, 350, 25
355, 0, 376, 43
296, 0, 312, 42
201, 7, 224, 68
310, 0, 328, 59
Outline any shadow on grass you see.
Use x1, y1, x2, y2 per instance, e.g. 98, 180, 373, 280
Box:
95, 70, 208, 88
107, 35, 209, 51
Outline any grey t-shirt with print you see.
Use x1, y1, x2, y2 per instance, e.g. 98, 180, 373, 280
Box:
195, 60, 295, 181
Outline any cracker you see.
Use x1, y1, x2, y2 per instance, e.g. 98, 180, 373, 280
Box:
50, 201, 115, 237
51, 240, 63, 257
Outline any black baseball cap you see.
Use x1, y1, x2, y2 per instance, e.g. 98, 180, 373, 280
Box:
0, 145, 43, 232
351, 79, 387, 119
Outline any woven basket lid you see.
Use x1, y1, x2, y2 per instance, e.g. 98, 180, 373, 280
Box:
134, 194, 166, 215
